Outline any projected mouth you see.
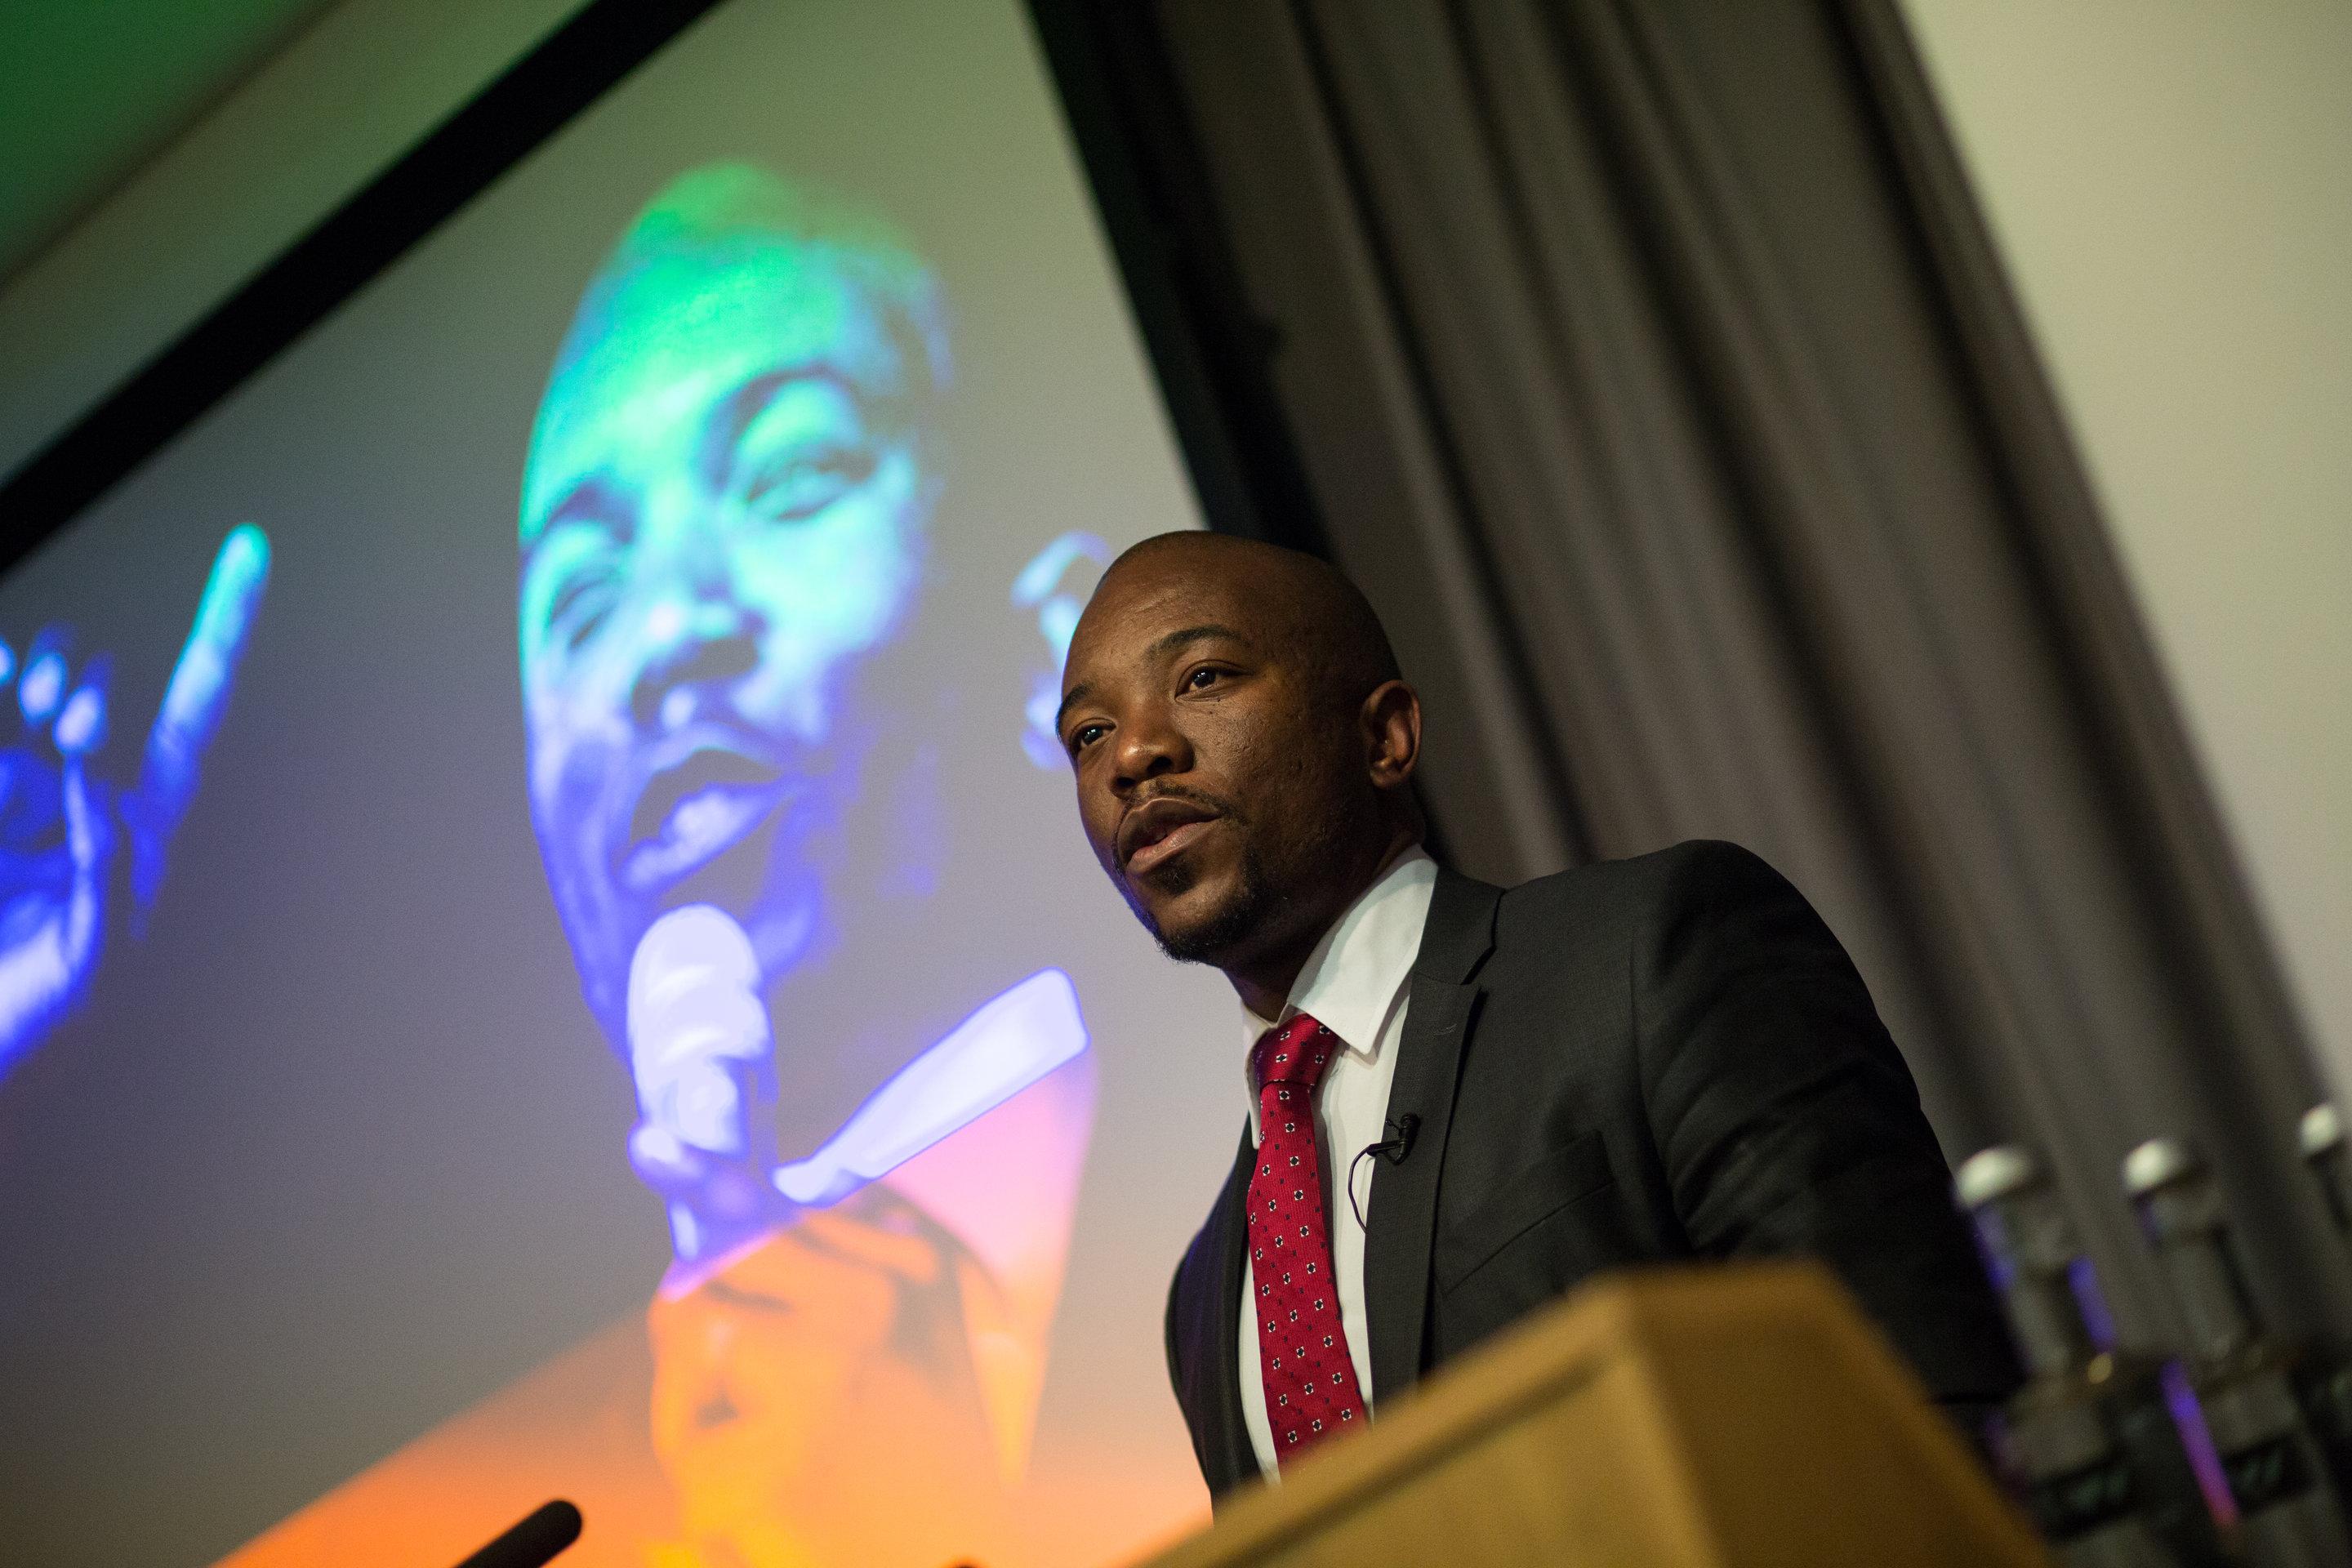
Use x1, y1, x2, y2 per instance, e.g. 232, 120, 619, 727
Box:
621, 746, 789, 895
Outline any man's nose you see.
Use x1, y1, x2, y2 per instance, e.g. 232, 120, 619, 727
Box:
624, 493, 767, 730
1110, 708, 1191, 795
631, 621, 760, 731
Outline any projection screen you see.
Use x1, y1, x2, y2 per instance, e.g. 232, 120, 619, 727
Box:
0, 2, 1243, 1564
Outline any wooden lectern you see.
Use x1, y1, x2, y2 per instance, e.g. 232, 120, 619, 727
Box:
1137, 1263, 2049, 1567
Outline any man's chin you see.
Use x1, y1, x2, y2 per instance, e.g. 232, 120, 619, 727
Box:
1137, 872, 1267, 969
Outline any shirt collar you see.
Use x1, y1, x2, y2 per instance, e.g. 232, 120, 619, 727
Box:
1241, 846, 1438, 1098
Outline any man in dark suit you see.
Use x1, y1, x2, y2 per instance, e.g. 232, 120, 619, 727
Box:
1054, 532, 2020, 1497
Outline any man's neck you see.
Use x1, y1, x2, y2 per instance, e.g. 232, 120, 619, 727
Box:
1223, 827, 1421, 1019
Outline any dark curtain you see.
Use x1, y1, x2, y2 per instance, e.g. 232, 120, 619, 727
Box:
1032, 0, 2347, 1347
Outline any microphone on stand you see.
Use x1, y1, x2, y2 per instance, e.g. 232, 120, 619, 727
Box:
452, 1500, 582, 1568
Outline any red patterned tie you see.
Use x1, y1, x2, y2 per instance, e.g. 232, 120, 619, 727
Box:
1248, 1011, 1367, 1465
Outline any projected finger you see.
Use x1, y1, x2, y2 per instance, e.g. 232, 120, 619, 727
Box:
131, 526, 270, 903
64, 748, 105, 900
630, 1120, 718, 1191
793, 1207, 946, 1283
54, 746, 109, 996
56, 684, 108, 757
684, 1209, 939, 1314
18, 647, 66, 726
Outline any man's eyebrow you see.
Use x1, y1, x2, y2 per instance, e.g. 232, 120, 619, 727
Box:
1147, 624, 1249, 661
521, 474, 633, 557
1054, 681, 1095, 736
699, 362, 860, 483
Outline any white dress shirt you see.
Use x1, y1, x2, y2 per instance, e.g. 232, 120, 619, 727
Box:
1236, 847, 1437, 1480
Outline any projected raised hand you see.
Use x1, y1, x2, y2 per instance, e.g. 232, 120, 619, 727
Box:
644, 1184, 983, 1566
0, 525, 270, 1077
1013, 531, 1109, 771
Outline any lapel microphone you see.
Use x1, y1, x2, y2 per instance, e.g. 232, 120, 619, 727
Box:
1345, 1115, 1423, 1231
1372, 1113, 1421, 1165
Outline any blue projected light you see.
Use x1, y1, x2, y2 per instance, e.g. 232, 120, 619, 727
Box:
0, 524, 271, 1078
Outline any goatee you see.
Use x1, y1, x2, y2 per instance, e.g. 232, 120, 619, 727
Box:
1144, 838, 1287, 966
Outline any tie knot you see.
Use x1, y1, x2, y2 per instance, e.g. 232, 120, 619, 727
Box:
1253, 1011, 1340, 1090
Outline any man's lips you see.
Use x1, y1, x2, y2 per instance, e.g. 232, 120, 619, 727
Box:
618, 742, 790, 895
1119, 795, 1222, 877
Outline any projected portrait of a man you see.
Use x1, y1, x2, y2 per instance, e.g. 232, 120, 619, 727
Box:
518, 167, 939, 1041
517, 164, 1100, 1567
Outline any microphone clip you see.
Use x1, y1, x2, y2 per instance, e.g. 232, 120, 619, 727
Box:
1370, 1112, 1421, 1166
1344, 1114, 1422, 1232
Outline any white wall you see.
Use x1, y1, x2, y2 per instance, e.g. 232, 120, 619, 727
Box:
1900, 0, 2352, 1106
0, 0, 584, 481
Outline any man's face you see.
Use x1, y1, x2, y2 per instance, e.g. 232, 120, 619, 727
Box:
519, 234, 927, 1033
1055, 557, 1370, 972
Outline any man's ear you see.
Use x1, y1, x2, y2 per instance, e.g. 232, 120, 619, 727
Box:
1362, 679, 1422, 790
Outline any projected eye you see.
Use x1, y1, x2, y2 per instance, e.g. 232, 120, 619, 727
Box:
522, 479, 635, 657
1182, 666, 1227, 693
550, 568, 621, 653
740, 443, 878, 522
523, 513, 626, 666
727, 379, 880, 523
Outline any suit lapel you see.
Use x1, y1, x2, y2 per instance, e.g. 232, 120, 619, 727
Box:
1364, 866, 1499, 1404
1198, 1124, 1258, 1494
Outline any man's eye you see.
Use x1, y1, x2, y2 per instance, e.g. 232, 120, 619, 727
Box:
527, 527, 622, 657
1183, 666, 1223, 692
550, 572, 620, 654
741, 443, 878, 522
1069, 723, 1106, 753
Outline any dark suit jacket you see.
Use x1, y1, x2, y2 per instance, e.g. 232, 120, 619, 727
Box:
1165, 840, 2021, 1498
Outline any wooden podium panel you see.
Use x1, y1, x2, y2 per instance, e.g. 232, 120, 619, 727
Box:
1136, 1263, 2048, 1568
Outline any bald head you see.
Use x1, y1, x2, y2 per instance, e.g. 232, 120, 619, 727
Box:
1058, 531, 1423, 1012
1090, 532, 1401, 708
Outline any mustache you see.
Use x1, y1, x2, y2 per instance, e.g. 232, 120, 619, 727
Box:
1127, 781, 1245, 825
